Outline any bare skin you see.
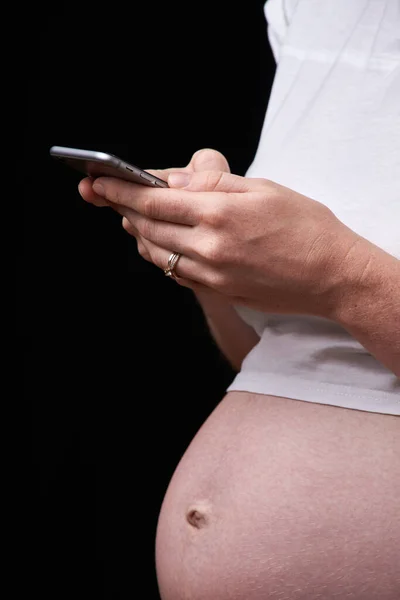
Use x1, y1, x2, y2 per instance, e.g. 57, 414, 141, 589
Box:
155, 391, 400, 600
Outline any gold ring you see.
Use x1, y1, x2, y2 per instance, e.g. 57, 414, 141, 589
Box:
164, 252, 181, 280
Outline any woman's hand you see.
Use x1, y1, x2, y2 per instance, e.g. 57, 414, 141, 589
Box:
79, 149, 233, 308
79, 150, 367, 319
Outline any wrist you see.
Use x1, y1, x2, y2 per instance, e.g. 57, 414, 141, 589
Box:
327, 235, 396, 327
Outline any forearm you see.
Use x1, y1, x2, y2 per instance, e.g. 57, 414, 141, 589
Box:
331, 238, 400, 377
194, 234, 399, 377
195, 292, 260, 372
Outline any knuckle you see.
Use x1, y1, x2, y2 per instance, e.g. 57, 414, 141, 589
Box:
198, 238, 219, 262
141, 218, 155, 240
111, 185, 123, 205
203, 269, 229, 291
135, 215, 153, 239
198, 236, 228, 264
171, 197, 190, 223
143, 195, 158, 219
205, 170, 225, 190
202, 202, 225, 228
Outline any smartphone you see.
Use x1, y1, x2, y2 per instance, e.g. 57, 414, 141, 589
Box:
49, 146, 169, 188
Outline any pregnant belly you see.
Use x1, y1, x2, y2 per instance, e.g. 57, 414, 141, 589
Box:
155, 391, 400, 600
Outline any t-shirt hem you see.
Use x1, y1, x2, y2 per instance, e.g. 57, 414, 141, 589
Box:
227, 372, 400, 416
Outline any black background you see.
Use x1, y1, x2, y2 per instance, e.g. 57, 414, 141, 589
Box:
23, 2, 275, 597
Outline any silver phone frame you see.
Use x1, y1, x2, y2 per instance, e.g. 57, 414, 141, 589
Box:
50, 146, 168, 188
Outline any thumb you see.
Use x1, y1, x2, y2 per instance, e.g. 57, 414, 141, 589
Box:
168, 169, 260, 193
144, 148, 229, 183
190, 148, 230, 174
170, 149, 256, 193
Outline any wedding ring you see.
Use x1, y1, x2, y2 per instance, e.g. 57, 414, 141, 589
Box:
164, 252, 181, 280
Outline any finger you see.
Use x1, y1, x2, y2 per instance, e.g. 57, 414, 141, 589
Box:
135, 235, 206, 285
123, 212, 196, 257
92, 149, 233, 224
107, 199, 199, 246
80, 149, 231, 211
92, 178, 202, 225
142, 155, 195, 181
168, 170, 267, 194
124, 225, 212, 292
109, 201, 196, 258
111, 204, 139, 225
144, 166, 191, 181
121, 216, 137, 236
123, 217, 224, 293
120, 214, 140, 242
120, 216, 151, 260
121, 214, 193, 272
78, 177, 110, 207
190, 148, 231, 174
144, 148, 230, 180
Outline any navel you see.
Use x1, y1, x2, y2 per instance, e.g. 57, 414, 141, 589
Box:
186, 502, 211, 529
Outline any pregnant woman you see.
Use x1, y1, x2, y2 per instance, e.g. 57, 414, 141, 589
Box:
79, 0, 400, 597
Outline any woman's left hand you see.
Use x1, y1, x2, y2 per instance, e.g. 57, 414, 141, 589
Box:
88, 170, 367, 318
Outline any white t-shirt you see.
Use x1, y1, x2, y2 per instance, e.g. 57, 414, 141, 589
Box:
228, 0, 400, 415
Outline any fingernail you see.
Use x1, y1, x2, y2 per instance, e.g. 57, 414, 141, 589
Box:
92, 181, 105, 196
168, 172, 190, 188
